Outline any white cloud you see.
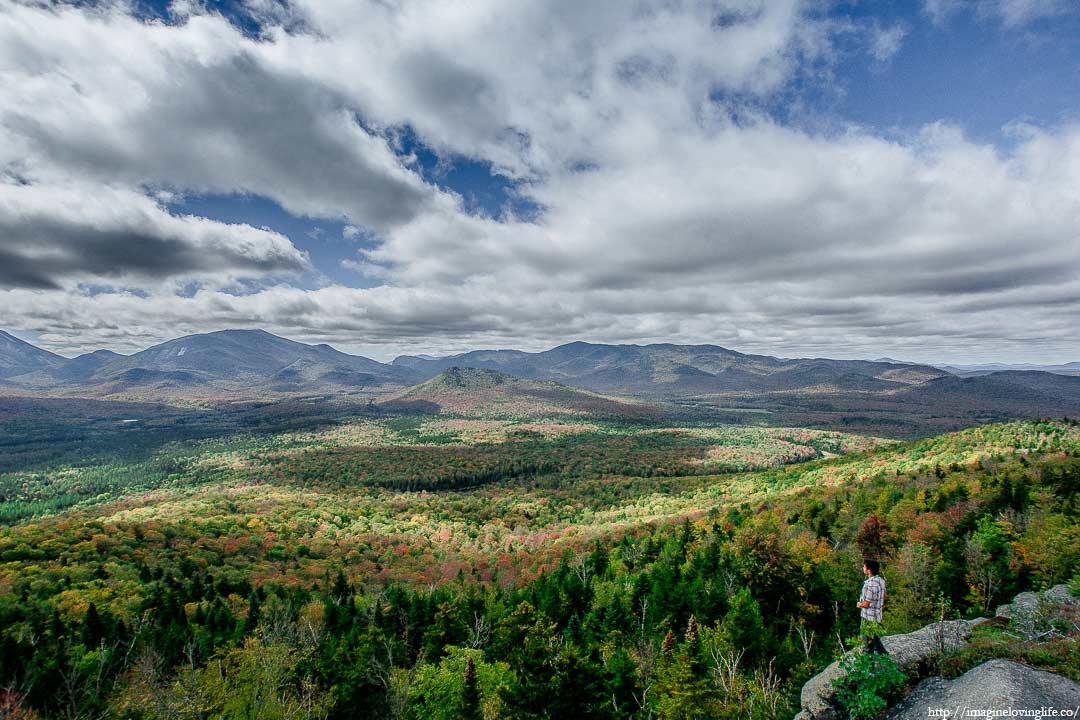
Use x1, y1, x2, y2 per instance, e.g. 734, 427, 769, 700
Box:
266, 0, 837, 178
923, 0, 1071, 28
0, 179, 309, 289
0, 2, 445, 231
923, 0, 962, 27
870, 22, 906, 62
0, 0, 1078, 363
993, 0, 1070, 27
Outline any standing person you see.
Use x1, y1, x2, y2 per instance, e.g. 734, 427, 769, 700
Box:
856, 558, 887, 654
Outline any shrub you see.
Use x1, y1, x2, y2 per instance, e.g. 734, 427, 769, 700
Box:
832, 650, 906, 720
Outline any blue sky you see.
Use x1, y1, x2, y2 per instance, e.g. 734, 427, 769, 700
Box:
1, 0, 1078, 363
827, 2, 1080, 141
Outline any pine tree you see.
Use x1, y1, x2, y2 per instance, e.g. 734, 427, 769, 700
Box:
684, 614, 699, 647
244, 591, 261, 633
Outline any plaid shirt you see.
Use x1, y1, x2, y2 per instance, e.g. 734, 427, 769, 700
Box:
860, 575, 886, 623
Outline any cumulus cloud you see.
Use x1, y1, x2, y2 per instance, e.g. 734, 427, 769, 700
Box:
0, 3, 443, 230
0, 180, 309, 289
363, 121, 1080, 297
266, 0, 838, 177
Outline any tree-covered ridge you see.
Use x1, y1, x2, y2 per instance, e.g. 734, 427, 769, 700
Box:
0, 419, 1075, 718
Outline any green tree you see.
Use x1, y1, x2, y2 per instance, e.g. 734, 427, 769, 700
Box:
407, 647, 512, 720
721, 588, 765, 663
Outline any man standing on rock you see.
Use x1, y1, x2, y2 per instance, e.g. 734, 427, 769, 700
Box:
857, 558, 887, 654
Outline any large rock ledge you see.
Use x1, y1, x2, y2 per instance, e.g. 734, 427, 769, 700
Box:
793, 585, 1078, 720
885, 659, 1080, 720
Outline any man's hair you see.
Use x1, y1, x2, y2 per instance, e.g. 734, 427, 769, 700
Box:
863, 558, 880, 575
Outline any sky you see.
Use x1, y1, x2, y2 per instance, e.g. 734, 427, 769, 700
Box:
1, 0, 1079, 363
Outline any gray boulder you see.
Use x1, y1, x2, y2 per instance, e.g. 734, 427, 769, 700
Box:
885, 659, 1080, 720
880, 619, 987, 669
995, 584, 1078, 640
1043, 584, 1079, 606
995, 583, 1077, 620
798, 655, 848, 720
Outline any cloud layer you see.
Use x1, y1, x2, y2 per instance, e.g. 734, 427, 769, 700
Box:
0, 0, 1078, 363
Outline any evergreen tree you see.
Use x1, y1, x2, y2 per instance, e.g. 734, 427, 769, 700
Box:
721, 587, 765, 663
81, 603, 104, 648
458, 655, 482, 720
244, 590, 261, 633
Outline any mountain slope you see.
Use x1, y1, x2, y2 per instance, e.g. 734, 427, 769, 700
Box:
383, 366, 663, 419
0, 330, 66, 379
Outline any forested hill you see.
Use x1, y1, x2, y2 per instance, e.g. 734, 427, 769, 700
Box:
0, 419, 1075, 718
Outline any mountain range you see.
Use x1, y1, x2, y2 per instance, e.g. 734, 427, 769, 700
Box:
0, 329, 416, 397
872, 355, 1080, 378
1, 329, 954, 398
935, 361, 1080, 377
2, 329, 1079, 431
392, 342, 950, 395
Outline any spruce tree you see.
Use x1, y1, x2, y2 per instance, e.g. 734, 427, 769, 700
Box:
459, 655, 482, 720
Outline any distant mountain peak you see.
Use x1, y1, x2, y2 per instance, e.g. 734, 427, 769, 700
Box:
410, 366, 519, 392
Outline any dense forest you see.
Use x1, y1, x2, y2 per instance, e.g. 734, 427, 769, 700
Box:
0, 418, 1075, 718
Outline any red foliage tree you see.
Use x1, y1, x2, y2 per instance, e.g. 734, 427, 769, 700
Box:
856, 514, 893, 559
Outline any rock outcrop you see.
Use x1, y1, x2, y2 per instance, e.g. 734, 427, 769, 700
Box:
878, 618, 987, 669
885, 659, 1080, 720
793, 585, 1077, 720
794, 619, 987, 720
